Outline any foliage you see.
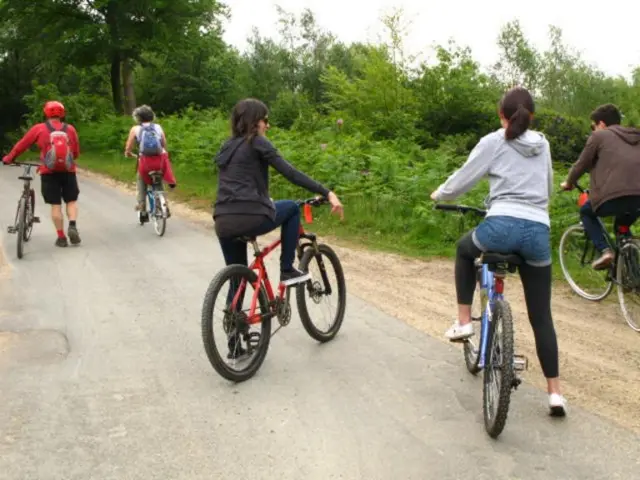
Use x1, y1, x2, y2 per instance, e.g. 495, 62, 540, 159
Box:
2, 4, 640, 262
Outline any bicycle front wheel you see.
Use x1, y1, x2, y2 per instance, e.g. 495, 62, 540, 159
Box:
15, 197, 26, 259
559, 223, 613, 301
616, 240, 640, 332
201, 264, 272, 382
483, 299, 515, 439
23, 189, 35, 242
296, 244, 347, 343
464, 269, 483, 375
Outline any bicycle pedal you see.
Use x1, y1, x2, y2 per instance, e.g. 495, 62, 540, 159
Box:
6, 226, 16, 234
511, 376, 522, 390
513, 354, 528, 371
32, 216, 40, 223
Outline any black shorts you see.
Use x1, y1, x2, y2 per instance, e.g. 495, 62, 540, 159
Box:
40, 172, 80, 205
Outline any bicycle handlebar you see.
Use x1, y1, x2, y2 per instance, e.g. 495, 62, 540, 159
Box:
434, 203, 487, 217
10, 162, 40, 167
296, 196, 329, 207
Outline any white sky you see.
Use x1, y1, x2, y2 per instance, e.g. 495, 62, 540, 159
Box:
222, 0, 640, 79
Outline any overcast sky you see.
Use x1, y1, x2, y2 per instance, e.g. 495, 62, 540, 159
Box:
222, 0, 640, 79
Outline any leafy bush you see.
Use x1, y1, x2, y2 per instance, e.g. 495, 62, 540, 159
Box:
532, 109, 590, 165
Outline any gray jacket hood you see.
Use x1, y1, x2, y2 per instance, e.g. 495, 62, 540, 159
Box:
507, 130, 548, 157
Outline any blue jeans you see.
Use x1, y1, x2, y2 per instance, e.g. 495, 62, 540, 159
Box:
472, 215, 551, 267
580, 197, 640, 252
218, 200, 301, 272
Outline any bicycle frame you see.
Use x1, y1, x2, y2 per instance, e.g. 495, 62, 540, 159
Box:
572, 182, 634, 272
476, 262, 504, 369
228, 199, 327, 325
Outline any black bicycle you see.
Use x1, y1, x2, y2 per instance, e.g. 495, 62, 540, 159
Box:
5, 161, 40, 259
559, 182, 640, 331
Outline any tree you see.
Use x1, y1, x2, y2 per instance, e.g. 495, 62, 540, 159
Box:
493, 20, 541, 92
0, 0, 227, 114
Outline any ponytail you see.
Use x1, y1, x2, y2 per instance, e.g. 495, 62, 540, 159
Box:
505, 105, 531, 140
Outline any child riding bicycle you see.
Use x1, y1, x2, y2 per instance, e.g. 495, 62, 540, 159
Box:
124, 105, 176, 222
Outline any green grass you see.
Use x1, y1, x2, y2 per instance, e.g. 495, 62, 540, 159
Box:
78, 151, 460, 259
76, 151, 604, 288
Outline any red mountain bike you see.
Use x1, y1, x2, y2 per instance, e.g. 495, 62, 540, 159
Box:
201, 197, 347, 382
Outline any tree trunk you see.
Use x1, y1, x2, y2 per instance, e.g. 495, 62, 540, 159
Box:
121, 58, 136, 115
110, 52, 123, 114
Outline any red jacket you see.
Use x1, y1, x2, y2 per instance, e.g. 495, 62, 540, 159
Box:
138, 152, 177, 186
3, 120, 80, 174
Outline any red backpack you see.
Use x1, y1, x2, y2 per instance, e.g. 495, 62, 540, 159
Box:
43, 120, 74, 172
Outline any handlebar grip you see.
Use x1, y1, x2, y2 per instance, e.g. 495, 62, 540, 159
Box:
434, 204, 461, 211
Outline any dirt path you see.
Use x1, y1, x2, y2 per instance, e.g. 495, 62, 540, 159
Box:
78, 168, 640, 434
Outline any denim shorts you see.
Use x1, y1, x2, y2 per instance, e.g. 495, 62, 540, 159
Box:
472, 215, 551, 267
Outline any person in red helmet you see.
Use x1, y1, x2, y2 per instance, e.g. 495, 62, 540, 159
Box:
3, 100, 81, 247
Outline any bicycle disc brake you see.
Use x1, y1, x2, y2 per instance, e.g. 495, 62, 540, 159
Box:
276, 293, 292, 327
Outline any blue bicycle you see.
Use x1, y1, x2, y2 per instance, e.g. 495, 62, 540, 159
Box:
138, 170, 169, 237
436, 204, 528, 438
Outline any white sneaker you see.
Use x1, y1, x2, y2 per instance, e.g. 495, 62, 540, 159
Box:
549, 393, 567, 417
444, 321, 474, 341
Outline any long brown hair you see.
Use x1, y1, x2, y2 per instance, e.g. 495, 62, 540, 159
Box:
499, 87, 535, 140
230, 98, 269, 141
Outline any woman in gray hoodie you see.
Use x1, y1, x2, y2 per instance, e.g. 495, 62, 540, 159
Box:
431, 87, 565, 416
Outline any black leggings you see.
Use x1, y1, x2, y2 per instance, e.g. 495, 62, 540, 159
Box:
455, 231, 559, 379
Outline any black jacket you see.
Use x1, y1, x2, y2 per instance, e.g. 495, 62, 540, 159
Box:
213, 135, 330, 220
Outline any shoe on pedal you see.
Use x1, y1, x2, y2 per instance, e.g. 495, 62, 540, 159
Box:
280, 267, 311, 286
227, 333, 247, 360
444, 321, 474, 342
549, 393, 567, 417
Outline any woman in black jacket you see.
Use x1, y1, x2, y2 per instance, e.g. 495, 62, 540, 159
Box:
213, 98, 344, 286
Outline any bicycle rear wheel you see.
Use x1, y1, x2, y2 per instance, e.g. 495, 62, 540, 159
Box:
296, 244, 347, 342
15, 197, 26, 259
483, 299, 515, 439
152, 193, 167, 237
616, 240, 640, 332
559, 223, 613, 301
201, 264, 272, 382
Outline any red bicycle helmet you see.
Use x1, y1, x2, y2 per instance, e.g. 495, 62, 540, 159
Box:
43, 101, 65, 119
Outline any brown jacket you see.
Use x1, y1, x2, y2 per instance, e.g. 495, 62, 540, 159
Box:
567, 125, 640, 211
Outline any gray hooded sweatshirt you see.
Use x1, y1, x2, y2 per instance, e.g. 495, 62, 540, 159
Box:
433, 128, 553, 227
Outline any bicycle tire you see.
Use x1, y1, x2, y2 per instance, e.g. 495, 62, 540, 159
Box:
296, 244, 347, 343
616, 240, 640, 332
23, 189, 35, 242
464, 272, 483, 374
16, 197, 26, 259
559, 223, 613, 301
153, 193, 166, 237
201, 264, 272, 382
483, 299, 515, 439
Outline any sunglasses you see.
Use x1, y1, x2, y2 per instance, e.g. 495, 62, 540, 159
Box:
263, 117, 270, 126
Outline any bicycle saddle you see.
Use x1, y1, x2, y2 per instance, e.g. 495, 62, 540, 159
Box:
481, 252, 523, 266
236, 236, 257, 243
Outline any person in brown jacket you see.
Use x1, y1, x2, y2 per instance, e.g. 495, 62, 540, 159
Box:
561, 104, 640, 269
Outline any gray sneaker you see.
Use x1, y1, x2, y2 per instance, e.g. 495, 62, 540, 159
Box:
280, 268, 312, 286
68, 225, 81, 245
55, 237, 68, 248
